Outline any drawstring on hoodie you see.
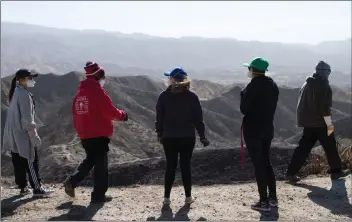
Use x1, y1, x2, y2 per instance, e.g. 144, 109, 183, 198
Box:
240, 124, 245, 169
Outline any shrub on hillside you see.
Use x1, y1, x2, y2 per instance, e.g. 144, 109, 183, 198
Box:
302, 140, 352, 176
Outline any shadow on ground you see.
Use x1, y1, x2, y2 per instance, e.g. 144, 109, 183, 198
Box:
47, 201, 105, 221
1, 194, 43, 218
294, 178, 352, 219
259, 207, 279, 221
146, 204, 207, 221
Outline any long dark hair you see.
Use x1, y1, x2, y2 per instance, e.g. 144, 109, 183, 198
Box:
8, 77, 17, 103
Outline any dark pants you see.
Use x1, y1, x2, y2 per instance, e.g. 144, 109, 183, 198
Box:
287, 127, 342, 176
11, 147, 42, 190
162, 137, 196, 198
244, 134, 277, 202
69, 137, 109, 200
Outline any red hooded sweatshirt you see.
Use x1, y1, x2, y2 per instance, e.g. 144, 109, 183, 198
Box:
72, 77, 126, 139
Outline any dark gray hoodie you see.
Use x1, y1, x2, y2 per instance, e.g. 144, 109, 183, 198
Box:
296, 61, 332, 127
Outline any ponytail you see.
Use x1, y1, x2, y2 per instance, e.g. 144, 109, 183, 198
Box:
8, 77, 17, 103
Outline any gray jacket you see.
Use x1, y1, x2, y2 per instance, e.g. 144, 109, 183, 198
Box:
2, 85, 39, 162
296, 73, 332, 128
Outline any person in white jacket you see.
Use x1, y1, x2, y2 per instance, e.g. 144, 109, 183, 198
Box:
2, 69, 54, 197
286, 61, 350, 183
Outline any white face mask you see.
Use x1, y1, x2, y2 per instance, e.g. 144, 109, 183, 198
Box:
99, 79, 105, 87
26, 79, 36, 87
247, 71, 253, 79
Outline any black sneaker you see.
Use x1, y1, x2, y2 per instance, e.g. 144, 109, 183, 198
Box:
63, 180, 75, 198
91, 195, 113, 204
269, 198, 278, 207
251, 201, 271, 212
20, 187, 31, 196
286, 175, 301, 184
331, 169, 351, 180
33, 187, 54, 197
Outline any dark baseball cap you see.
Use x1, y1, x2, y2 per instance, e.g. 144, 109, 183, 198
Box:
15, 69, 38, 79
164, 67, 188, 80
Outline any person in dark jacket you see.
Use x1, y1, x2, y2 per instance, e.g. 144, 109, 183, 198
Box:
240, 57, 279, 212
63, 61, 128, 203
155, 67, 210, 205
286, 61, 350, 183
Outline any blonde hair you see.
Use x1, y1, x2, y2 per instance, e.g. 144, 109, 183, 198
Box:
169, 76, 191, 90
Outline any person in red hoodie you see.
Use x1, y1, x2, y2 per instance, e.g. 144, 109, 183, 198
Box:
63, 61, 128, 203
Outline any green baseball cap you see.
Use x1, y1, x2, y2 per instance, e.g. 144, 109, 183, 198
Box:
242, 57, 269, 71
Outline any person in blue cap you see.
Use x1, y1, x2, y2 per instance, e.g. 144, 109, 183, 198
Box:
240, 58, 279, 212
155, 67, 210, 205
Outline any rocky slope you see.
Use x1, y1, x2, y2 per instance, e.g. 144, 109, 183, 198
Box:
1, 72, 351, 182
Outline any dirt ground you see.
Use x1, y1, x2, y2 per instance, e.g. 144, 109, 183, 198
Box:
1, 175, 351, 221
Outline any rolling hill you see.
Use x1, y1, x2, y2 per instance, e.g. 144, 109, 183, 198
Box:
1, 72, 351, 182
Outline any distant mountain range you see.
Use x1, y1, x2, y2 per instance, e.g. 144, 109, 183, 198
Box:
1, 22, 351, 87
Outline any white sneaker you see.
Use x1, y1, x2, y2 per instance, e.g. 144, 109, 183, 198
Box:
185, 197, 195, 204
33, 187, 54, 197
163, 198, 171, 205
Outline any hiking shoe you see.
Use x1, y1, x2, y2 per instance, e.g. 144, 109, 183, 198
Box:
33, 187, 54, 197
251, 201, 271, 212
185, 197, 195, 205
63, 180, 75, 198
20, 187, 31, 196
163, 198, 171, 205
91, 195, 113, 204
286, 175, 301, 184
331, 169, 351, 180
269, 198, 278, 207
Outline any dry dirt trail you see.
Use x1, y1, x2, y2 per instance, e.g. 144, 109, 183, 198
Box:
1, 175, 351, 221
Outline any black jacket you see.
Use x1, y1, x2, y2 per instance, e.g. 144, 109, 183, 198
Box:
240, 75, 279, 138
155, 86, 205, 138
296, 73, 332, 127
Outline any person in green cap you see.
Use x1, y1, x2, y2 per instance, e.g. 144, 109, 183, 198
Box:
240, 57, 279, 212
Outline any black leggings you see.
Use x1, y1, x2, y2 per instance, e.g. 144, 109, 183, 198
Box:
162, 137, 196, 198
244, 134, 277, 202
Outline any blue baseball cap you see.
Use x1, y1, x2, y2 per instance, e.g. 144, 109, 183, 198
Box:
164, 67, 188, 80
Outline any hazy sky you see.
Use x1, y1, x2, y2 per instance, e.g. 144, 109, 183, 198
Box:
1, 1, 351, 44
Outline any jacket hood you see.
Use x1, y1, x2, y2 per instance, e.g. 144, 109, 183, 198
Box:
167, 81, 191, 94
306, 73, 329, 85
315, 60, 331, 78
79, 77, 101, 90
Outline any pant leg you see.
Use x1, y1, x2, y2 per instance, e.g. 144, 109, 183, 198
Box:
316, 128, 342, 173
23, 156, 41, 190
245, 136, 269, 202
179, 137, 196, 198
286, 128, 317, 176
32, 148, 41, 185
262, 138, 277, 199
69, 140, 97, 188
92, 138, 110, 200
11, 152, 28, 189
162, 138, 179, 198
